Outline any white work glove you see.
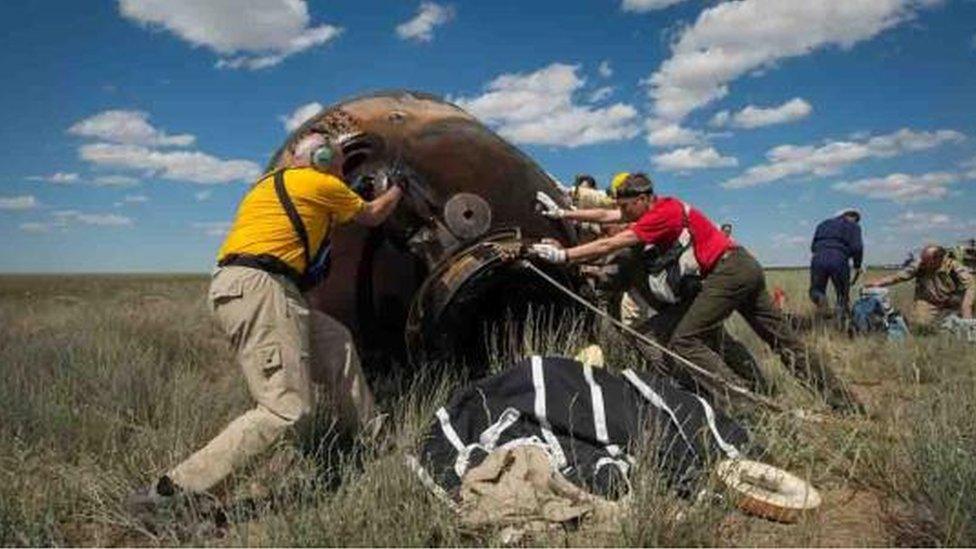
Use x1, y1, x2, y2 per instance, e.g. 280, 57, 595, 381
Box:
529, 243, 568, 264
535, 191, 566, 219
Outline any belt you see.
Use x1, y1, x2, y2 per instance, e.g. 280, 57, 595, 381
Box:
217, 253, 304, 288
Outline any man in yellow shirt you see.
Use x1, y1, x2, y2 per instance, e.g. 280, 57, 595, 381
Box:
130, 132, 404, 514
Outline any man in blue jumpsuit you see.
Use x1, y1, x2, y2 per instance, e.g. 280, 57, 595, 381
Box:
809, 208, 864, 319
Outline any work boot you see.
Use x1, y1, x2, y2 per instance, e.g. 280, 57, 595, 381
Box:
127, 475, 227, 533
127, 475, 182, 517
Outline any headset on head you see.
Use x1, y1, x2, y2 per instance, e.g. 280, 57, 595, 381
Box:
294, 133, 342, 173
310, 143, 338, 171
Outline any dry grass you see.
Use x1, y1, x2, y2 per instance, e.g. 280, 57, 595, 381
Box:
1, 271, 974, 546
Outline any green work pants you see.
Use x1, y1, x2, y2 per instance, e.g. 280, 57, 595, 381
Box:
669, 248, 859, 411
633, 303, 769, 395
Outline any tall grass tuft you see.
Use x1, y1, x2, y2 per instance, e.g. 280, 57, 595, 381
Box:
906, 369, 976, 545
2, 272, 976, 546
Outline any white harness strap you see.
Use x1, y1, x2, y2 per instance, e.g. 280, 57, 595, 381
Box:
405, 455, 459, 511
583, 364, 638, 476
436, 407, 474, 478
622, 369, 696, 455
478, 407, 520, 451
582, 364, 609, 444
438, 405, 527, 479
693, 395, 741, 459
676, 201, 701, 274
498, 436, 563, 470
436, 407, 465, 452
531, 355, 568, 468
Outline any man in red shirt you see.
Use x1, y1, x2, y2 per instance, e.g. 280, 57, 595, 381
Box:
531, 173, 861, 413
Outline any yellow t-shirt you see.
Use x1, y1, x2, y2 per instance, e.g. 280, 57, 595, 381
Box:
218, 168, 365, 273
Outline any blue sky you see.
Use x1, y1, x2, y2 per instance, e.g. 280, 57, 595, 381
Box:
1, 0, 974, 271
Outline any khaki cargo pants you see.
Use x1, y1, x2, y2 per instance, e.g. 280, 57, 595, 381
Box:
912, 298, 959, 328
169, 266, 374, 493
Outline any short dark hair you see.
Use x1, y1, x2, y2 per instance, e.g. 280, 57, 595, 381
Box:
613, 172, 654, 198
574, 174, 597, 188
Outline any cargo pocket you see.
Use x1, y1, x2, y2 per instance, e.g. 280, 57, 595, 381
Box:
257, 344, 283, 379
209, 272, 244, 311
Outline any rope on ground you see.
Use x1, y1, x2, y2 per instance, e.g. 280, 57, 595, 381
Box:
519, 260, 785, 413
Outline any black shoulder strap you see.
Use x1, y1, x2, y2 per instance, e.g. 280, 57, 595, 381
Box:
273, 170, 311, 273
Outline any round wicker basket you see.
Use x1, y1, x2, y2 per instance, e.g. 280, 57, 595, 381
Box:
716, 459, 822, 523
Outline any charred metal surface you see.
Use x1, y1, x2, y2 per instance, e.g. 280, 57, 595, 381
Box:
269, 90, 587, 373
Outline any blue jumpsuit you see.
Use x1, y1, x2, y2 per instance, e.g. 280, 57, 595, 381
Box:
809, 216, 863, 315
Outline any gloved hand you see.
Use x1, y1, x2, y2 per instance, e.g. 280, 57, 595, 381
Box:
851, 265, 865, 285
390, 171, 409, 191
529, 243, 567, 264
535, 191, 565, 219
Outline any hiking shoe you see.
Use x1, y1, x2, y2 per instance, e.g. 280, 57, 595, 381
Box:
127, 476, 228, 533
127, 475, 182, 516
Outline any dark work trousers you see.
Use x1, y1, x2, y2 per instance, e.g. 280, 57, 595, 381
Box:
633, 303, 770, 395
669, 248, 861, 412
809, 250, 851, 316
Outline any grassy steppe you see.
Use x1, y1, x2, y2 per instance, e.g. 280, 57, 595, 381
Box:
1, 272, 974, 546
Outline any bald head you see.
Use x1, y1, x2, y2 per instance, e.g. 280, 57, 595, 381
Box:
919, 245, 945, 272
292, 133, 327, 168
288, 132, 346, 178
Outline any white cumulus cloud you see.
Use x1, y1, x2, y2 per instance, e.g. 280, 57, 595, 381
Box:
589, 86, 614, 103
891, 210, 954, 230
70, 107, 260, 185
454, 63, 640, 148
27, 172, 79, 184
723, 128, 965, 189
962, 155, 976, 180
621, 0, 689, 12
710, 98, 812, 129
69, 110, 194, 147
280, 101, 323, 132
52, 210, 134, 227
396, 2, 454, 42
648, 0, 938, 122
79, 143, 261, 185
191, 221, 232, 237
598, 60, 613, 78
118, 0, 342, 70
77, 213, 134, 226
883, 211, 976, 243
123, 194, 149, 204
0, 195, 39, 210
832, 172, 959, 203
645, 119, 704, 147
93, 175, 141, 188
19, 222, 51, 233
652, 146, 738, 172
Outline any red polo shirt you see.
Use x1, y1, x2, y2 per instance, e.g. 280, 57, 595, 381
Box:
630, 197, 733, 275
